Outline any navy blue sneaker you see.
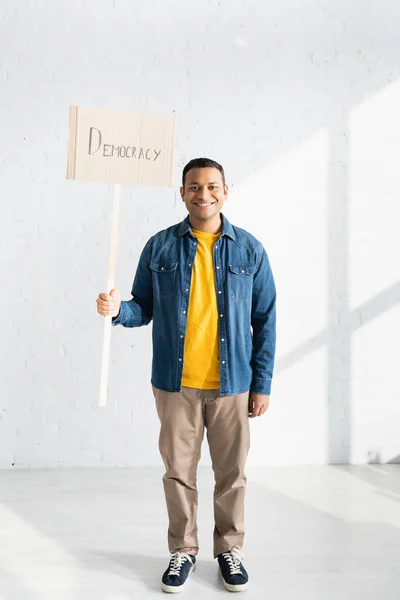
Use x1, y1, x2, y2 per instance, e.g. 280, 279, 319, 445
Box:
217, 549, 249, 592
161, 552, 196, 593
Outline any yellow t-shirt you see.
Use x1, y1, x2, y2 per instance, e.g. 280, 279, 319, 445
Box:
181, 228, 221, 389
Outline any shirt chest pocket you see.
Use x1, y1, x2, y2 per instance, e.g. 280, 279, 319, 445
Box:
150, 260, 178, 297
228, 264, 257, 300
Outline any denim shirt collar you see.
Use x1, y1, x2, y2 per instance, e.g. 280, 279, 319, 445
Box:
177, 212, 236, 241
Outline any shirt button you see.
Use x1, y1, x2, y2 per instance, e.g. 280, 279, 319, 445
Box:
179, 358, 182, 362
216, 266, 220, 269
161, 267, 164, 270
188, 263, 192, 267
215, 245, 218, 249
241, 269, 245, 273
221, 338, 225, 342
186, 288, 189, 292
218, 290, 222, 294
220, 314, 224, 317
180, 335, 184, 338
183, 310, 186, 314
222, 360, 225, 364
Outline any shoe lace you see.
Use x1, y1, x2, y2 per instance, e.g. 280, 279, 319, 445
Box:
168, 552, 192, 576
222, 548, 244, 576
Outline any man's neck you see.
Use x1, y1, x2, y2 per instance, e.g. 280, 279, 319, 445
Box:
189, 215, 222, 234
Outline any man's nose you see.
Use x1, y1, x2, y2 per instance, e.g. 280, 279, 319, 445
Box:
197, 187, 211, 200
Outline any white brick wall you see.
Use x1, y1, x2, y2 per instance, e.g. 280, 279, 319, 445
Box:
1, 0, 399, 467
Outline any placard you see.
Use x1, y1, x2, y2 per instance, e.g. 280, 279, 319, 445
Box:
67, 106, 176, 185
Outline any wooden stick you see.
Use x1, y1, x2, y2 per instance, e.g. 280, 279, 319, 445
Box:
99, 183, 121, 407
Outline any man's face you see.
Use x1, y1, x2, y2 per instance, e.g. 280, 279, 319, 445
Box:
180, 167, 228, 222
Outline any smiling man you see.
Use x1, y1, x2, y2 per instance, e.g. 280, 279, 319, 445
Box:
96, 158, 276, 593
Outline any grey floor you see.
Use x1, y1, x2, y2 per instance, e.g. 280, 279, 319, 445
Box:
1, 465, 399, 599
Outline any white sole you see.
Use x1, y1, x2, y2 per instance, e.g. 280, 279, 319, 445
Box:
220, 570, 249, 592
222, 579, 249, 592
161, 564, 196, 593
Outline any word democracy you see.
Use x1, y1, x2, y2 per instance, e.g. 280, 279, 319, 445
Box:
88, 127, 162, 161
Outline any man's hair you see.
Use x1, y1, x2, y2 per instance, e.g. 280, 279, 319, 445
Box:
182, 157, 225, 187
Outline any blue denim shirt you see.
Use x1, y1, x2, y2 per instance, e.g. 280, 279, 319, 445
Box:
112, 213, 276, 396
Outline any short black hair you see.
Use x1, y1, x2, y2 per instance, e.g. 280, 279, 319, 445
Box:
182, 157, 225, 187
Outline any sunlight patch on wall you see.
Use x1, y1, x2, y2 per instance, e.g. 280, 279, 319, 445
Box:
349, 79, 400, 464
349, 79, 400, 310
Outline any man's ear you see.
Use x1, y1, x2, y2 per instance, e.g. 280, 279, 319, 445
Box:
224, 184, 229, 198
180, 186, 185, 201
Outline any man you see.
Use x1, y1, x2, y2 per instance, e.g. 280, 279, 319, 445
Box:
96, 158, 276, 593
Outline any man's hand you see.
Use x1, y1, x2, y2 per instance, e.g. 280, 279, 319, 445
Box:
248, 393, 270, 418
96, 288, 121, 318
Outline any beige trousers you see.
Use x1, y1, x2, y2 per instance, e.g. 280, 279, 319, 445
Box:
152, 385, 250, 558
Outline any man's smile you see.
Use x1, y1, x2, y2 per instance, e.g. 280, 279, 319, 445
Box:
193, 201, 216, 207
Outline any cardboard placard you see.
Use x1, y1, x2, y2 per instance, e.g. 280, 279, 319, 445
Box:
67, 106, 176, 185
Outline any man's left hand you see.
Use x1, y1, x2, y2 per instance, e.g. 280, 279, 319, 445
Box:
248, 393, 270, 418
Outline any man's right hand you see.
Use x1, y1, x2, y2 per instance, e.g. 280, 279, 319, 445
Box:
96, 288, 121, 318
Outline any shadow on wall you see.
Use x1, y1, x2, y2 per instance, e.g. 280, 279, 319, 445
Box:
367, 452, 400, 465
